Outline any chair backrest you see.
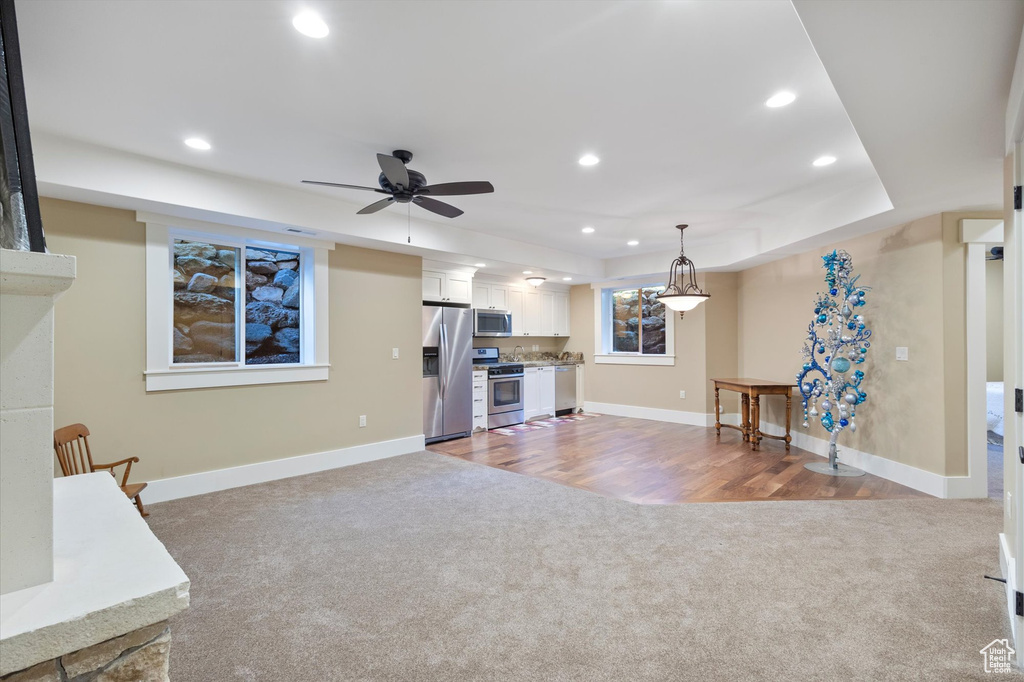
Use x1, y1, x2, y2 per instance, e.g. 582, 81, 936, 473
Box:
53, 423, 95, 477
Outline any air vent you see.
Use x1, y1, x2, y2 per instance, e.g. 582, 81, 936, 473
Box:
285, 227, 317, 236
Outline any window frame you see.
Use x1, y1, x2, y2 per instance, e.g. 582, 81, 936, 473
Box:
143, 213, 332, 391
591, 278, 675, 366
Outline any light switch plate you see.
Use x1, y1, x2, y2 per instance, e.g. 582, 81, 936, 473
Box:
680, 390, 686, 399
895, 347, 909, 361
359, 415, 367, 427
392, 348, 399, 359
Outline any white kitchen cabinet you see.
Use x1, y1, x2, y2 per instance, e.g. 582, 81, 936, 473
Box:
472, 369, 488, 431
538, 367, 556, 417
522, 290, 540, 336
472, 283, 509, 310
523, 367, 540, 419
539, 292, 554, 336
552, 292, 570, 337
508, 287, 525, 336
423, 269, 473, 304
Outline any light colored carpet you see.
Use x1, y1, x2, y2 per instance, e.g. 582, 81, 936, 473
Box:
148, 451, 1017, 681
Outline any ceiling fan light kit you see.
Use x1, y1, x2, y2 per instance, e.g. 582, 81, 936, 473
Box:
302, 150, 494, 219
656, 224, 710, 317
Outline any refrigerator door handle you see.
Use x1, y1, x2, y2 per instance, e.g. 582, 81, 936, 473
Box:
439, 323, 448, 399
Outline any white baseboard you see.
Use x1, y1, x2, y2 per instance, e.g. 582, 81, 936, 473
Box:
757, 422, 980, 499
144, 434, 425, 504
584, 401, 710, 427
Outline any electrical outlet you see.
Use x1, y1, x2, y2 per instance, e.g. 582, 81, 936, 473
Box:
895, 346, 909, 361
392, 347, 399, 359
532, 344, 539, 351
359, 415, 367, 428
679, 390, 686, 399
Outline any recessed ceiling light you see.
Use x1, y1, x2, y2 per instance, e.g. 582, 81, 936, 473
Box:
813, 155, 837, 167
292, 11, 329, 38
474, 263, 486, 267
765, 91, 796, 108
578, 154, 600, 166
581, 226, 595, 234
563, 277, 573, 281
184, 137, 211, 150
523, 270, 533, 275
627, 240, 639, 246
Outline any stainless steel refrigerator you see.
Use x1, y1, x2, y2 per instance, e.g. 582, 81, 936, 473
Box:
422, 306, 473, 443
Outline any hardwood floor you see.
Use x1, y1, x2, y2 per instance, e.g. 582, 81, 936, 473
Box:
428, 415, 929, 504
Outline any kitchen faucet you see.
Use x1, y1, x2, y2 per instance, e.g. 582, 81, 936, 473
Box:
512, 345, 525, 362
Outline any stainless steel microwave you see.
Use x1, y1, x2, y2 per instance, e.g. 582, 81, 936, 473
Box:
473, 308, 512, 337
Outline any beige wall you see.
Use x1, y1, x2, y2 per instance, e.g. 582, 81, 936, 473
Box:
473, 337, 569, 356
564, 273, 739, 416
43, 198, 423, 483
987, 258, 1005, 382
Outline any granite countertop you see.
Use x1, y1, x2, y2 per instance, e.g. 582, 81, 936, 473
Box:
472, 360, 583, 371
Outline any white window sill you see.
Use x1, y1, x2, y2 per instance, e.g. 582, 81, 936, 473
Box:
145, 364, 330, 392
594, 354, 675, 366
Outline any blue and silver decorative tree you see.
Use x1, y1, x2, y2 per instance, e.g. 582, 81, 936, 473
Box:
796, 250, 872, 477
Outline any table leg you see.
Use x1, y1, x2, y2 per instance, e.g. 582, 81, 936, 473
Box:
741, 393, 750, 442
784, 394, 792, 451
714, 387, 721, 435
752, 393, 761, 451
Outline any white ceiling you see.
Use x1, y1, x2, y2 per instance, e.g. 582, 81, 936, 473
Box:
15, 0, 1024, 281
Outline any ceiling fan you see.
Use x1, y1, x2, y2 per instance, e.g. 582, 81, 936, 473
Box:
302, 150, 494, 218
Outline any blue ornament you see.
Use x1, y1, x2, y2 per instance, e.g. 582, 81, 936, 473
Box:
818, 314, 827, 323
847, 322, 856, 330
821, 412, 834, 431
830, 288, 838, 295
831, 357, 851, 373
839, 418, 849, 427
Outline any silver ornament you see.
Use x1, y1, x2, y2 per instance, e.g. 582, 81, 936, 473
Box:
844, 394, 857, 404
848, 422, 856, 432
802, 421, 809, 428
821, 400, 832, 411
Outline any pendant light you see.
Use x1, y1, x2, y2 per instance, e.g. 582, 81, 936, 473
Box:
656, 224, 709, 317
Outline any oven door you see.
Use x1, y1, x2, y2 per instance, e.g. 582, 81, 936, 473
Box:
474, 309, 512, 337
488, 375, 524, 413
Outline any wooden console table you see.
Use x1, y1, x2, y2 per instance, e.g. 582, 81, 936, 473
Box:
711, 378, 795, 451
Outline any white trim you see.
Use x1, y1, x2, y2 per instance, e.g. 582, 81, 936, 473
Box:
1000, 533, 1019, 649
757, 421, 972, 499
594, 354, 676, 366
960, 219, 1004, 244
962, 242, 992, 498
144, 363, 330, 391
143, 435, 426, 503
584, 401, 709, 427
1006, 26, 1024, 154
137, 211, 336, 250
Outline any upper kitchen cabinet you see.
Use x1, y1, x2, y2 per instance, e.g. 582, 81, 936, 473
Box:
472, 282, 509, 310
516, 289, 569, 337
552, 292, 570, 336
422, 268, 473, 304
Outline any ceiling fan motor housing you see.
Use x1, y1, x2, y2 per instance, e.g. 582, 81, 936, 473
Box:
379, 169, 427, 200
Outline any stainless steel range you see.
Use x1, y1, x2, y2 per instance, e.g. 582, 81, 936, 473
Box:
472, 348, 525, 429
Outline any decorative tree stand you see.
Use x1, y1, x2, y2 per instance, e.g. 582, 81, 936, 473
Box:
796, 250, 872, 477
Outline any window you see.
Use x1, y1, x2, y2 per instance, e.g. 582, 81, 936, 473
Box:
592, 280, 675, 366
144, 213, 331, 391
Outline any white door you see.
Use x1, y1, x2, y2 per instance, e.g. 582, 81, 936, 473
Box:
422, 270, 445, 302
523, 290, 540, 336
508, 288, 525, 336
490, 285, 509, 311
446, 273, 473, 304
524, 368, 539, 419
553, 293, 569, 336
539, 367, 555, 416
539, 292, 555, 336
1012, 141, 1024, 649
472, 283, 490, 309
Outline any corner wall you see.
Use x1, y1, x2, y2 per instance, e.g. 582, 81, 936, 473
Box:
43, 198, 423, 486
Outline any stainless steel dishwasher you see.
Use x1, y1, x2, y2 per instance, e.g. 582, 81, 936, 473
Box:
554, 365, 576, 416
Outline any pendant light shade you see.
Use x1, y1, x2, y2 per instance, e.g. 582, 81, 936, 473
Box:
656, 224, 709, 316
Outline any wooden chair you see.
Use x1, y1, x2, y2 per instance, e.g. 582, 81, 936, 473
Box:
53, 423, 149, 517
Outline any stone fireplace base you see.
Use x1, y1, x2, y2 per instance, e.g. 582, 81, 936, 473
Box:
2, 620, 170, 682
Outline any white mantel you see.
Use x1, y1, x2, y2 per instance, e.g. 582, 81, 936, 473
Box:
0, 248, 76, 594
0, 473, 190, 675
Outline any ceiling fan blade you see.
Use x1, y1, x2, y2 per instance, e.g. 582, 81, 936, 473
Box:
416, 181, 494, 196
357, 197, 395, 215
301, 180, 385, 193
413, 196, 464, 218
377, 153, 410, 189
